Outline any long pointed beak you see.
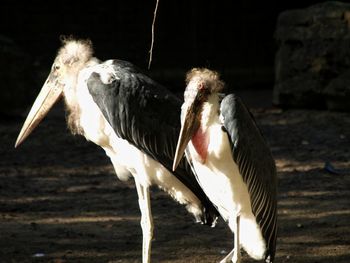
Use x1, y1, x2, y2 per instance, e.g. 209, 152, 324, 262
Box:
172, 100, 201, 171
15, 74, 63, 148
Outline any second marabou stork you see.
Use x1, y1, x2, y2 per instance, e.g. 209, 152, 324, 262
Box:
15, 39, 218, 263
173, 68, 277, 263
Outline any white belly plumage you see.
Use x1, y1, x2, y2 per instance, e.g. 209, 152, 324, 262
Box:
71, 68, 204, 221
188, 123, 266, 259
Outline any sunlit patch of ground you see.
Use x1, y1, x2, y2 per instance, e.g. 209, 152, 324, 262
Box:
1, 107, 349, 262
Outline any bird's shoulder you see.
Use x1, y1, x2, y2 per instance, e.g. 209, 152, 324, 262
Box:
85, 58, 182, 145
219, 93, 276, 187
87, 59, 180, 105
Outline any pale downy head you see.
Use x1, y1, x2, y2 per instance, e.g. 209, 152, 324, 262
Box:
15, 37, 94, 147
172, 68, 224, 171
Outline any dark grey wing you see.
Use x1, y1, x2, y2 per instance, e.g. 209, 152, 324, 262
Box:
220, 94, 277, 262
87, 59, 218, 226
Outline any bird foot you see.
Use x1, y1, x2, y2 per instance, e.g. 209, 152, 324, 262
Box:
219, 248, 241, 263
219, 249, 234, 263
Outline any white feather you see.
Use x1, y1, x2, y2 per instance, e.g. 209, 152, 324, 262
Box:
186, 94, 266, 260
69, 62, 204, 220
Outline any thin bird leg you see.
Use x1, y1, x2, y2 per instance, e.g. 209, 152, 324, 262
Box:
232, 215, 241, 263
220, 214, 242, 263
135, 180, 154, 263
220, 248, 234, 263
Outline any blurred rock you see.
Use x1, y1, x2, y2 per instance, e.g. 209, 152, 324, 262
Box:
324, 69, 350, 110
0, 35, 37, 117
274, 1, 350, 111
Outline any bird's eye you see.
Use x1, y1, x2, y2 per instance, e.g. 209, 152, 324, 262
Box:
53, 64, 60, 71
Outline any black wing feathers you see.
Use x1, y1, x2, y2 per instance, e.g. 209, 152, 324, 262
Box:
87, 60, 218, 225
221, 94, 277, 262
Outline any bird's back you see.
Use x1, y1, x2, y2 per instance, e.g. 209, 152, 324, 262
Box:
87, 59, 218, 226
220, 94, 277, 262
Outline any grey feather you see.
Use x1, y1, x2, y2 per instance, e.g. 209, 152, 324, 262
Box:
220, 94, 277, 262
87, 59, 219, 226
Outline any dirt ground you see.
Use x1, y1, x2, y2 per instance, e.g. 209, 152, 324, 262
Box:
1, 93, 349, 263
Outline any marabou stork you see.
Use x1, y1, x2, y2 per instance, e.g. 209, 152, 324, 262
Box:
15, 39, 218, 263
173, 68, 277, 263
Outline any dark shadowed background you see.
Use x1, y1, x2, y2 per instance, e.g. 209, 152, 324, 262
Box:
0, 0, 325, 106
